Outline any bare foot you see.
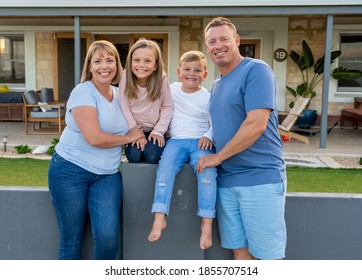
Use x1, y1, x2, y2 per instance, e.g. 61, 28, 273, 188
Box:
148, 213, 167, 242
200, 218, 213, 250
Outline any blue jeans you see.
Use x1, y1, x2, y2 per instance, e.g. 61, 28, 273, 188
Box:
125, 131, 166, 164
48, 152, 122, 260
151, 138, 217, 218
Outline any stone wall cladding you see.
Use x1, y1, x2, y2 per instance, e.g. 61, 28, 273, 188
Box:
287, 16, 345, 116
36, 32, 54, 91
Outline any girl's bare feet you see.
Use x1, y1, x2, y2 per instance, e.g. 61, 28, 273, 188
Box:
200, 218, 213, 250
148, 212, 167, 242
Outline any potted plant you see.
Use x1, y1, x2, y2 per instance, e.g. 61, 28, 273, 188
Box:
286, 40, 362, 128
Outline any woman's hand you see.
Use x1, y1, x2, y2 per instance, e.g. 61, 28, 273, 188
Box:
198, 137, 213, 150
127, 125, 144, 143
149, 134, 165, 147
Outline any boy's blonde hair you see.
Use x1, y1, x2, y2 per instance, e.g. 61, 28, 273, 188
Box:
80, 40, 122, 84
179, 50, 207, 70
125, 38, 165, 102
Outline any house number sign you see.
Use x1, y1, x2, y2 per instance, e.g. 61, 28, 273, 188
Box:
274, 48, 288, 62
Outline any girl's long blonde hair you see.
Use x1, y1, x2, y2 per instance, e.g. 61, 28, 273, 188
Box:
80, 40, 122, 84
124, 38, 165, 102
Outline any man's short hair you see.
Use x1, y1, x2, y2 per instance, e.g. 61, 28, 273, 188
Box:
204, 17, 237, 37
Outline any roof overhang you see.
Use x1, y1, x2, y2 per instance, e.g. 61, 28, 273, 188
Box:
1, 5, 362, 17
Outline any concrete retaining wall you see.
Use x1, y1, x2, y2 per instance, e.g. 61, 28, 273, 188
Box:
1, 163, 362, 260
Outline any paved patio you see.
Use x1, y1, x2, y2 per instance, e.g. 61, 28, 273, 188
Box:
0, 121, 361, 167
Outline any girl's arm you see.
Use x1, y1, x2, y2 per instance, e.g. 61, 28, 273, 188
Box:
72, 106, 144, 148
151, 76, 174, 136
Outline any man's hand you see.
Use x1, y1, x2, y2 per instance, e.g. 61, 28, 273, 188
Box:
197, 153, 222, 173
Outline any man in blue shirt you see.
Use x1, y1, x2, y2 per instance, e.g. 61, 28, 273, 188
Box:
197, 17, 286, 260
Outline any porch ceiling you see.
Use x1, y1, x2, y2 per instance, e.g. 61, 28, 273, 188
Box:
1, 5, 362, 17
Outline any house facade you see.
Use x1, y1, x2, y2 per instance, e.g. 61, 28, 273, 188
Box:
1, 1, 362, 122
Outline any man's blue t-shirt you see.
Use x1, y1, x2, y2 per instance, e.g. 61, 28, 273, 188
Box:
210, 57, 286, 187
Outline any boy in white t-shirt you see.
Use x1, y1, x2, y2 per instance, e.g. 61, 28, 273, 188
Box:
148, 51, 217, 250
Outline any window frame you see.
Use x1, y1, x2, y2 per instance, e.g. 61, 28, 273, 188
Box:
331, 24, 362, 100
0, 33, 25, 88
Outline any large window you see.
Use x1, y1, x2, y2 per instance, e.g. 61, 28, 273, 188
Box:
0, 34, 25, 86
337, 34, 362, 92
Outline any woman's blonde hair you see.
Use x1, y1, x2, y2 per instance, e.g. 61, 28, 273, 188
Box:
124, 38, 165, 102
80, 40, 123, 84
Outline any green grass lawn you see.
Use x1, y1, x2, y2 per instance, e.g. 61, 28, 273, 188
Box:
0, 158, 361, 193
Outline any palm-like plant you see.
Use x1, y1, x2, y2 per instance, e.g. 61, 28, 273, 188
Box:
286, 40, 362, 108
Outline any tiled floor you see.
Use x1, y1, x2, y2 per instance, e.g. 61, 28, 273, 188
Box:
1, 120, 361, 158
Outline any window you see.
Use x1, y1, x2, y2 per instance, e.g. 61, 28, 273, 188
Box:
337, 34, 362, 92
239, 40, 260, 59
0, 34, 25, 85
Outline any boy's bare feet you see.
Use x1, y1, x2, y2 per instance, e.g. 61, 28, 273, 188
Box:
200, 218, 213, 250
148, 212, 167, 242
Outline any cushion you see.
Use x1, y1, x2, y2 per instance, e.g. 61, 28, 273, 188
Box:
40, 88, 54, 103
32, 145, 51, 155
30, 107, 66, 118
38, 102, 52, 112
341, 108, 362, 117
23, 90, 41, 112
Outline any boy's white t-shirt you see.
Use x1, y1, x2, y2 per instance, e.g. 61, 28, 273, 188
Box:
168, 82, 212, 141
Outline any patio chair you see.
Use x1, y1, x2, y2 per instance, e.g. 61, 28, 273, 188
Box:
22, 90, 66, 135
278, 96, 311, 144
340, 97, 362, 129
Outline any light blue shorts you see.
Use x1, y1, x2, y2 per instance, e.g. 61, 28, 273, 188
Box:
216, 182, 287, 260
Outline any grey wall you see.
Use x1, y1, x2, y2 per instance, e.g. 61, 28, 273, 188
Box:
1, 163, 362, 260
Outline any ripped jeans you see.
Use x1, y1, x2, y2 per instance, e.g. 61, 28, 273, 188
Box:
151, 138, 217, 218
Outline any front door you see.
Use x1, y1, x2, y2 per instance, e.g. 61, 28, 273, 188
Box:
53, 33, 90, 100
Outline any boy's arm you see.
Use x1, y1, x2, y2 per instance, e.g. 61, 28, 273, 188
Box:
202, 115, 213, 142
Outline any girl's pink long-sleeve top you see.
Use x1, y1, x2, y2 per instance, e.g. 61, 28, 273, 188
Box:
118, 71, 174, 137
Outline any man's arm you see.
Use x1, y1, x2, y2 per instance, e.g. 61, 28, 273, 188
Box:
197, 108, 271, 172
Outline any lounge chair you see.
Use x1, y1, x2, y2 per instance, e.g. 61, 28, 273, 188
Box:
278, 96, 311, 144
22, 90, 66, 135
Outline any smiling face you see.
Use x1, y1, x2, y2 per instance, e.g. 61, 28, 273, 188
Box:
131, 47, 157, 87
89, 50, 117, 86
177, 59, 207, 93
205, 24, 241, 75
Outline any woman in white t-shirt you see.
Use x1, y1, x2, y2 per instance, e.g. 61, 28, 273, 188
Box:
48, 40, 143, 260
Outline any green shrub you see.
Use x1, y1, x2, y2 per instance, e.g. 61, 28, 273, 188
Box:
14, 145, 31, 154
359, 158, 362, 165
47, 138, 59, 156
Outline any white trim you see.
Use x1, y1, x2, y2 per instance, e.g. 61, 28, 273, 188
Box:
330, 24, 362, 103
2, 0, 362, 8
0, 26, 179, 33
24, 32, 36, 91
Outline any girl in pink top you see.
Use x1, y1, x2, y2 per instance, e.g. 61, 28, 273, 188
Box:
119, 38, 173, 163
